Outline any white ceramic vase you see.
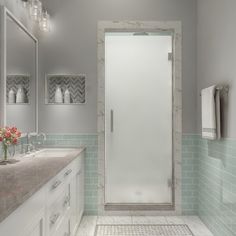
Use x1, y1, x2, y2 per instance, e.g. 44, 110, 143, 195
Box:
16, 85, 25, 103
64, 88, 71, 104
8, 88, 16, 104
55, 85, 63, 103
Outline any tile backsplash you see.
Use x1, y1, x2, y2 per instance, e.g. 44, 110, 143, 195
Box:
1, 133, 235, 236
183, 134, 236, 236
182, 134, 199, 215
198, 137, 236, 236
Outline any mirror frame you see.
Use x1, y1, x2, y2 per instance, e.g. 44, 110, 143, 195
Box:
0, 6, 38, 134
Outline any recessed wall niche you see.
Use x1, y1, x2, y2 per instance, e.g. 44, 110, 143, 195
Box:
45, 74, 86, 104
6, 75, 30, 104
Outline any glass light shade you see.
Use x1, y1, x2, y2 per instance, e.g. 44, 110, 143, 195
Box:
21, 0, 29, 8
39, 11, 50, 32
29, 0, 42, 21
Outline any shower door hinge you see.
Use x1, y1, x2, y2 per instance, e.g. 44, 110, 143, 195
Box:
168, 52, 173, 61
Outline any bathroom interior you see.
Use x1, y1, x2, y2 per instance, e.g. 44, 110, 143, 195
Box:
0, 0, 235, 236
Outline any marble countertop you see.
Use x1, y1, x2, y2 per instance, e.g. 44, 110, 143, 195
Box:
0, 148, 85, 223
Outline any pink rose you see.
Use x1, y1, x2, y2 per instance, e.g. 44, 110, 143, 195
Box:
10, 127, 17, 133
13, 138, 17, 144
4, 132, 11, 138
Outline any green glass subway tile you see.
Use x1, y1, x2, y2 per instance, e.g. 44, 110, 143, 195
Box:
223, 172, 236, 185
182, 139, 194, 145
197, 134, 236, 236
46, 134, 64, 140
231, 183, 236, 194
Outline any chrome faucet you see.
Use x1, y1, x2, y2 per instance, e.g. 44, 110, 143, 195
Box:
37, 133, 46, 141
24, 133, 37, 153
23, 133, 47, 154
36, 133, 47, 149
24, 143, 34, 154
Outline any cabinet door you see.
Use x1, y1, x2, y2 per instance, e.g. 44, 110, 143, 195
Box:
52, 217, 70, 236
21, 210, 45, 236
25, 217, 44, 236
69, 176, 77, 235
76, 157, 84, 223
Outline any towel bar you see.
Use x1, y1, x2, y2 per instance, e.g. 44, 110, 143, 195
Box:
200, 85, 229, 96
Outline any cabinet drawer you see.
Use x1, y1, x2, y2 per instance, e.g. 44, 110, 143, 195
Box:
47, 186, 70, 235
51, 217, 70, 236
47, 174, 64, 202
47, 161, 75, 203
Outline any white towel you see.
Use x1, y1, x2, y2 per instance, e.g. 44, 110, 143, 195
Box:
201, 85, 221, 140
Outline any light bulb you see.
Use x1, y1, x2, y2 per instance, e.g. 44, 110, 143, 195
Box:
21, 0, 29, 8
29, 0, 42, 21
40, 11, 50, 32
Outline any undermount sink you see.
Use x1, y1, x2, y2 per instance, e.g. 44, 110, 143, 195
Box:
23, 148, 78, 159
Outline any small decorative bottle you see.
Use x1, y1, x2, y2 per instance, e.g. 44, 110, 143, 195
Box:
64, 88, 71, 104
16, 85, 25, 103
55, 85, 63, 103
8, 88, 16, 104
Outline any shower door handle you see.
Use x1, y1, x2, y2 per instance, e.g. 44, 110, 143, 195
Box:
110, 109, 114, 133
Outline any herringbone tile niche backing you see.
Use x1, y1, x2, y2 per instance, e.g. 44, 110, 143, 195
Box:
7, 75, 30, 104
45, 74, 86, 104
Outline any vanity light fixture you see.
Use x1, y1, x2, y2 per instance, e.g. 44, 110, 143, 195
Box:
21, 0, 29, 8
39, 10, 50, 32
29, 0, 42, 21
21, 0, 51, 32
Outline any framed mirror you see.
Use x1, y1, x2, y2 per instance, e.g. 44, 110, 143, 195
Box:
0, 7, 38, 134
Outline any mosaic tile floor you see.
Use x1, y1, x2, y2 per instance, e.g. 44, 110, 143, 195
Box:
76, 216, 214, 236
95, 224, 193, 236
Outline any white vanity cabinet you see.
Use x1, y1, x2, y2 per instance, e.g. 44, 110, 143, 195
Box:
71, 153, 84, 235
0, 187, 46, 236
0, 151, 84, 236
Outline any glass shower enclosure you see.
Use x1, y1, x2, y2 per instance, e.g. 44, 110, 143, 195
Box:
105, 32, 173, 208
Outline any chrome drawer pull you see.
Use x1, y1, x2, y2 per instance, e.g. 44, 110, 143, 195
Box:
51, 180, 62, 190
50, 213, 60, 225
64, 169, 72, 177
63, 195, 70, 206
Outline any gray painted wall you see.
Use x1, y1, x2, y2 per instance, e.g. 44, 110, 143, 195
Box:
197, 0, 236, 138
39, 0, 197, 134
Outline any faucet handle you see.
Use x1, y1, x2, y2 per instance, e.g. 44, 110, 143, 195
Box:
23, 143, 34, 154
37, 133, 47, 141
28, 132, 38, 138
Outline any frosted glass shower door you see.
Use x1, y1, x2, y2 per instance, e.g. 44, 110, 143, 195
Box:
105, 33, 173, 205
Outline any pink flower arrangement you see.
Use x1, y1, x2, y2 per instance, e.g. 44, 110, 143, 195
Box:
0, 126, 21, 146
0, 126, 21, 162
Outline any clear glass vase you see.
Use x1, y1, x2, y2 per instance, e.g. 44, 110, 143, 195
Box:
2, 143, 8, 161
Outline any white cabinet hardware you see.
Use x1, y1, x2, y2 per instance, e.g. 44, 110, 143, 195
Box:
50, 213, 60, 225
63, 195, 70, 207
51, 180, 62, 190
64, 169, 72, 177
